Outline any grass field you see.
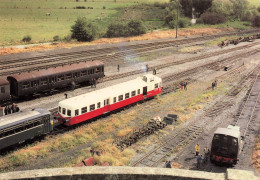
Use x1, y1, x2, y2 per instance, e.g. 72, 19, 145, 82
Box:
0, 0, 258, 46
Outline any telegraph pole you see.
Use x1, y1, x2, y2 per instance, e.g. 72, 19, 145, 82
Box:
176, 0, 179, 38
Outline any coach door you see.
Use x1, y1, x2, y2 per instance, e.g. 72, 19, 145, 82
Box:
143, 86, 147, 96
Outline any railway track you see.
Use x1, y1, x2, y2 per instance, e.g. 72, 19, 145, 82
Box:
131, 63, 260, 168
1, 29, 260, 76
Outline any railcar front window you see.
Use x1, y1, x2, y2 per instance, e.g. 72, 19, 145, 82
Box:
59, 106, 61, 113
67, 110, 71, 116
62, 108, 66, 115
155, 83, 158, 88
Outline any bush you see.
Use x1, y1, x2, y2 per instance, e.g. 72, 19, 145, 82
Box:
76, 6, 86, 9
71, 18, 97, 41
252, 15, 260, 27
22, 35, 31, 42
103, 6, 106, 9
200, 12, 226, 24
106, 20, 146, 37
241, 11, 252, 21
63, 34, 72, 42
258, 7, 260, 13
106, 22, 126, 37
126, 20, 146, 36
154, 2, 168, 9
178, 17, 190, 28
164, 10, 177, 25
53, 35, 60, 41
169, 20, 176, 29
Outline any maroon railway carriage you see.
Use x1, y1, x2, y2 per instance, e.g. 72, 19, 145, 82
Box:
7, 60, 104, 98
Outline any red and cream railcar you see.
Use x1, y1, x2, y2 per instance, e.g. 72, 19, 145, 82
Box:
57, 74, 162, 126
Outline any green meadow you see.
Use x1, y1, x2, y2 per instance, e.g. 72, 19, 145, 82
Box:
0, 0, 258, 46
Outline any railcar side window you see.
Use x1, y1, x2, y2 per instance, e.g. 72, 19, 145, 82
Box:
62, 108, 66, 115
1, 87, 5, 93
81, 107, 87, 114
97, 102, 101, 109
90, 104, 95, 111
57, 75, 64, 81
138, 89, 140, 94
81, 71, 87, 76
75, 109, 79, 116
118, 95, 123, 101
155, 83, 158, 89
131, 91, 136, 97
113, 97, 117, 103
106, 99, 109, 105
67, 110, 71, 116
96, 68, 100, 73
59, 106, 61, 112
66, 73, 72, 79
125, 93, 130, 99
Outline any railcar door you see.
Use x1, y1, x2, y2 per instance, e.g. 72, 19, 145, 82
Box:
143, 86, 147, 96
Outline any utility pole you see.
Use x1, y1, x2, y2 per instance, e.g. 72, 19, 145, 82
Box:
176, 0, 179, 38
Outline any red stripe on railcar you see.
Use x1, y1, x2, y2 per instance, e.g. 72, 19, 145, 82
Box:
58, 87, 162, 126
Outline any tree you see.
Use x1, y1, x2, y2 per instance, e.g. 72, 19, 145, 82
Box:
71, 17, 97, 41
106, 22, 126, 37
209, 0, 233, 17
230, 0, 249, 19
180, 0, 213, 18
252, 15, 260, 27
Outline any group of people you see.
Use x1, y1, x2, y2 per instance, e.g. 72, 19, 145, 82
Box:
180, 81, 188, 90
4, 103, 20, 115
195, 143, 210, 169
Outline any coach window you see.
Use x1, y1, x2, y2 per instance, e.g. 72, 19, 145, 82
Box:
113, 97, 117, 103
81, 107, 87, 114
59, 106, 61, 113
155, 83, 158, 89
138, 89, 140, 95
106, 99, 109, 105
66, 73, 72, 79
67, 109, 71, 116
75, 109, 79, 116
1, 87, 5, 93
118, 95, 123, 101
97, 102, 101, 109
81, 71, 87, 76
125, 93, 129, 99
131, 91, 136, 97
96, 68, 100, 73
90, 104, 95, 111
57, 75, 64, 81
62, 108, 66, 115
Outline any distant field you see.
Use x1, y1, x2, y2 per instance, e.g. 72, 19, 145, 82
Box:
248, 0, 260, 6
0, 0, 142, 45
0, 0, 258, 46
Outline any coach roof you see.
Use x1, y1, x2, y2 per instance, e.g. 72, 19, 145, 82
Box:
8, 60, 103, 82
214, 127, 240, 138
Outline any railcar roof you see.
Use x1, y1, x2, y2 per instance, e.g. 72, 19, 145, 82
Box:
0, 77, 8, 86
214, 127, 240, 138
59, 75, 161, 110
8, 60, 104, 82
0, 108, 50, 130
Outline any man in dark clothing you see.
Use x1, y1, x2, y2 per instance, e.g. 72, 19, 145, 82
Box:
71, 81, 75, 91
212, 82, 215, 90
184, 82, 187, 90
16, 106, 20, 112
146, 64, 149, 72
4, 106, 8, 115
214, 80, 217, 87
7, 105, 12, 114
197, 155, 202, 169
11, 103, 16, 113
64, 93, 68, 99
117, 64, 120, 72
165, 161, 172, 168
153, 68, 157, 75
93, 78, 96, 88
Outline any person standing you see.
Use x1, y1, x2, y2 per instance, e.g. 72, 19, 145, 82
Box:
7, 105, 12, 114
212, 81, 215, 90
165, 161, 172, 168
195, 144, 200, 156
153, 68, 157, 75
117, 64, 120, 72
93, 78, 97, 88
4, 106, 8, 115
184, 82, 187, 90
146, 64, 149, 72
197, 155, 202, 169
